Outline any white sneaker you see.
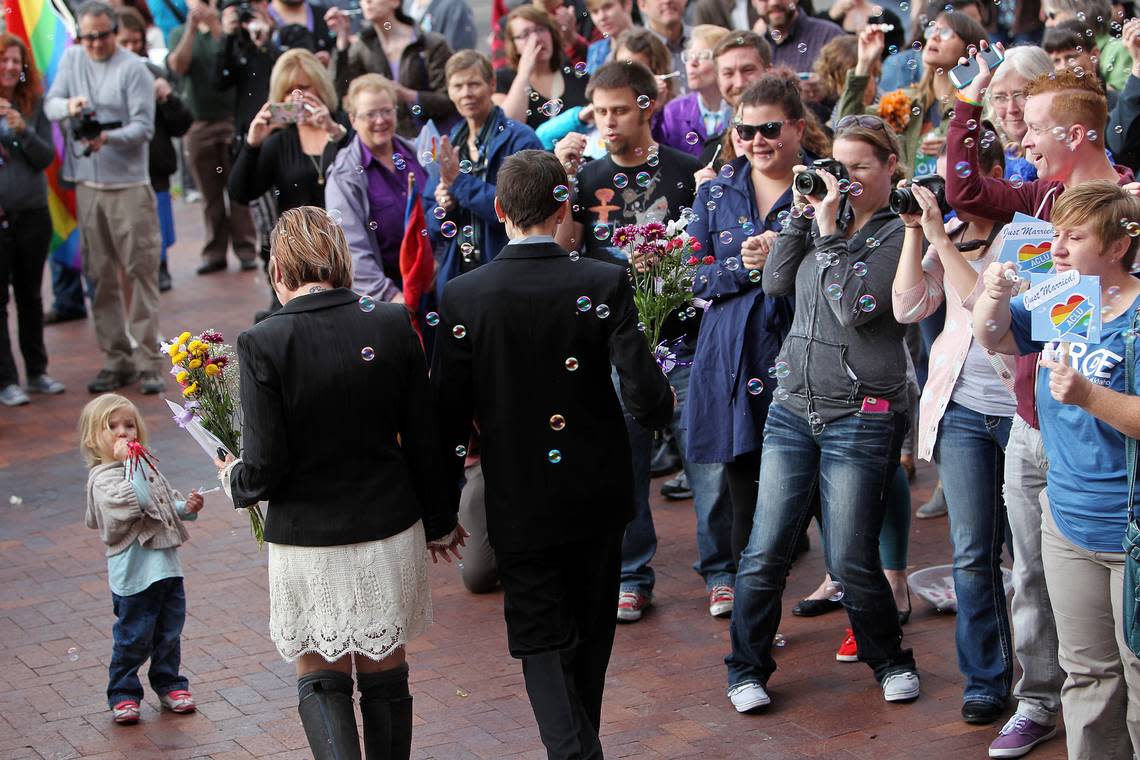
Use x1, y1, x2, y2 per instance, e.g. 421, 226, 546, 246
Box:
882, 671, 921, 702
728, 682, 771, 713
708, 585, 734, 617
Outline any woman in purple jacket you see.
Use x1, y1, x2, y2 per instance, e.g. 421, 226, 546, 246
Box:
659, 25, 733, 157
325, 74, 428, 304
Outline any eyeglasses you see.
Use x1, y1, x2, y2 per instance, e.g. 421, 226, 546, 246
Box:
989, 90, 1028, 105
923, 25, 956, 41
681, 49, 714, 64
512, 26, 550, 42
835, 114, 890, 135
77, 28, 116, 43
355, 107, 397, 122
735, 120, 785, 140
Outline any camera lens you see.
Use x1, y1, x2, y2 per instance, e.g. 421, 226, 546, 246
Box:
889, 187, 918, 216
794, 171, 822, 197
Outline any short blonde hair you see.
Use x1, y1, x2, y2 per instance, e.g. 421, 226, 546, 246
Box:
269, 48, 339, 112
270, 206, 354, 290
1051, 180, 1140, 271
689, 24, 730, 52
78, 394, 147, 468
344, 73, 397, 116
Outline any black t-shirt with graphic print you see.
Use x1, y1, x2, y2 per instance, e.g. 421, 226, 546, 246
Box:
571, 145, 702, 264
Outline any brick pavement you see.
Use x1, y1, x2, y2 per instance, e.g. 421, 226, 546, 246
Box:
0, 198, 1069, 759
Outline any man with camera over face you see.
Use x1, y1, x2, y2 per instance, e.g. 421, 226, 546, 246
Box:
44, 0, 165, 395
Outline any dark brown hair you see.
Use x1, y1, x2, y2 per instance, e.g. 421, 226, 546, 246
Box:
737, 70, 832, 158
613, 28, 677, 99
712, 31, 772, 68
586, 60, 658, 104
496, 150, 569, 229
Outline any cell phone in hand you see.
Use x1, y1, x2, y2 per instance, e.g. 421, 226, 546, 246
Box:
948, 46, 1004, 89
268, 102, 303, 125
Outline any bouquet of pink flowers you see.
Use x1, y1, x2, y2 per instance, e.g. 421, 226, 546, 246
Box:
612, 217, 703, 370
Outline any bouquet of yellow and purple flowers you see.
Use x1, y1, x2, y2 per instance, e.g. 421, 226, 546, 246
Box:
164, 329, 264, 546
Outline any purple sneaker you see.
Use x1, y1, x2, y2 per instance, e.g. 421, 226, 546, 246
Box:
988, 714, 1058, 758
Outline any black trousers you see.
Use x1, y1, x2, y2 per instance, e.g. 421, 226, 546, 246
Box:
497, 529, 623, 760
0, 207, 52, 386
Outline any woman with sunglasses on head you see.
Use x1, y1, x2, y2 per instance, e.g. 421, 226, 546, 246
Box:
724, 113, 920, 714
659, 25, 732, 157
891, 135, 1024, 728
837, 9, 989, 175
685, 74, 827, 568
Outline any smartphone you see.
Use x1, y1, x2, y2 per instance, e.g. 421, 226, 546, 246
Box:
268, 102, 303, 125
948, 46, 1004, 89
860, 396, 891, 413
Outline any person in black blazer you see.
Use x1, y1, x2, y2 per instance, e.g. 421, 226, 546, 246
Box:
219, 206, 462, 760
432, 150, 674, 760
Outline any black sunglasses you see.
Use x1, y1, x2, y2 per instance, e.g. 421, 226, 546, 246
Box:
835, 114, 891, 135
77, 28, 117, 43
734, 120, 785, 141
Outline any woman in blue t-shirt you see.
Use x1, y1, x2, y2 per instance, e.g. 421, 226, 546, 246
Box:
973, 180, 1140, 760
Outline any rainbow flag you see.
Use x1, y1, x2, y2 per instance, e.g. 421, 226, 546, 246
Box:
3, 0, 79, 269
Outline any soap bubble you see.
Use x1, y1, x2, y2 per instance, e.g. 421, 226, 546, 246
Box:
720, 164, 735, 179
66, 647, 79, 662
635, 171, 651, 187
825, 581, 845, 602
574, 61, 587, 76
547, 449, 563, 463
1009, 174, 1023, 189
425, 312, 440, 326
849, 182, 863, 196
774, 632, 787, 647
719, 230, 734, 245
553, 184, 569, 201
368, 220, 378, 230
724, 256, 741, 271
954, 161, 972, 178
452, 325, 467, 338
577, 296, 593, 312
593, 223, 610, 240
637, 94, 651, 109
710, 185, 724, 199
361, 346, 375, 362
858, 294, 878, 312
411, 104, 422, 116
358, 296, 375, 313
455, 445, 467, 457
596, 304, 611, 319
550, 414, 566, 430
613, 172, 629, 188
797, 42, 808, 53
433, 206, 446, 220
327, 208, 343, 225
565, 356, 580, 371
441, 221, 458, 238
853, 262, 868, 277
826, 283, 843, 300
539, 98, 564, 117
458, 159, 473, 174
685, 131, 700, 145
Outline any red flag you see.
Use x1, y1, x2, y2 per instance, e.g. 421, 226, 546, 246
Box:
399, 173, 434, 317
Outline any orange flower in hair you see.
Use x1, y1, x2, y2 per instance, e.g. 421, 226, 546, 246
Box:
878, 90, 913, 134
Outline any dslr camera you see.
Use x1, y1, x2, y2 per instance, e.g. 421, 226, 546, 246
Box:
889, 175, 950, 216
794, 159, 848, 198
221, 0, 255, 22
71, 105, 122, 143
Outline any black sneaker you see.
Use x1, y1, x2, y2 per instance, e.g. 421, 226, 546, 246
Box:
88, 368, 138, 394
196, 260, 227, 275
139, 371, 164, 395
158, 261, 173, 292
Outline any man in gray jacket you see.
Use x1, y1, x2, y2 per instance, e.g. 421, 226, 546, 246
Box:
44, 0, 164, 395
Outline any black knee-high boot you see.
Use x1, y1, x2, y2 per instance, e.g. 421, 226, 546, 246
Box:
357, 664, 412, 760
297, 670, 361, 760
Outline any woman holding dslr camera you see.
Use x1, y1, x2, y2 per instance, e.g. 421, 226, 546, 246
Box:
724, 114, 919, 713
890, 136, 1020, 726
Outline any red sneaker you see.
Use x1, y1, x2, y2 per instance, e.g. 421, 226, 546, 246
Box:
112, 700, 140, 724
159, 689, 196, 714
616, 591, 651, 622
708, 585, 734, 618
836, 628, 859, 662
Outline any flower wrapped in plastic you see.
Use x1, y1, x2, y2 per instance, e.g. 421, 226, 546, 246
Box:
163, 329, 264, 547
612, 216, 701, 371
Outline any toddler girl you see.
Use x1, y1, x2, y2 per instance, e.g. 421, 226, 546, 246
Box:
79, 393, 204, 725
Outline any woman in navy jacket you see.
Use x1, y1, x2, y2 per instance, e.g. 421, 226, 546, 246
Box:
683, 74, 825, 560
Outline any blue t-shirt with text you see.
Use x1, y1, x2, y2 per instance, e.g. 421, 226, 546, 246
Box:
1010, 296, 1140, 552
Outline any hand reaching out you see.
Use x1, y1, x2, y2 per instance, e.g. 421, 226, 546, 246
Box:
427, 524, 469, 564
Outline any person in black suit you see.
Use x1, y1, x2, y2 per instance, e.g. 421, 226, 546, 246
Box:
218, 206, 462, 760
432, 150, 674, 759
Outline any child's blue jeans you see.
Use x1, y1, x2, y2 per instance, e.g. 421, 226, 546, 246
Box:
108, 576, 188, 708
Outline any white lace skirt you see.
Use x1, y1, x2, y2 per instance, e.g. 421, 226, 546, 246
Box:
267, 520, 432, 663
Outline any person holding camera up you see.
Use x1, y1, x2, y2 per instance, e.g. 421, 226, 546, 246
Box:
44, 0, 164, 395
724, 114, 919, 714
168, 0, 259, 276
890, 137, 1026, 731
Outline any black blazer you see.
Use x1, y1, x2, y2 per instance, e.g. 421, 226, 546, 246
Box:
432, 241, 674, 553
229, 288, 456, 546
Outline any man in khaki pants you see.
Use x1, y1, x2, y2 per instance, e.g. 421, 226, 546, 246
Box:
44, 0, 164, 394
168, 0, 258, 274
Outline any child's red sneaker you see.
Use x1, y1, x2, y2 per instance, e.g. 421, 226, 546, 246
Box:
836, 628, 859, 662
112, 700, 140, 724
159, 690, 196, 714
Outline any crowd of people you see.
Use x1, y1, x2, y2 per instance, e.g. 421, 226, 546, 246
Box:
4, 0, 1140, 758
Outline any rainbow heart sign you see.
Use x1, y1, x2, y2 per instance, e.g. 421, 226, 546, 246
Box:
1029, 273, 1102, 343
998, 214, 1055, 275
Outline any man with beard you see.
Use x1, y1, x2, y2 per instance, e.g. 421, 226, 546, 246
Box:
697, 31, 771, 165
754, 0, 843, 71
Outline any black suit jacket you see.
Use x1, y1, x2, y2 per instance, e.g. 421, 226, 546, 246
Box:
432, 241, 674, 553
230, 288, 456, 546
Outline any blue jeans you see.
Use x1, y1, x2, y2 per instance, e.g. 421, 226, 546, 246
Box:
49, 257, 86, 317
619, 345, 734, 595
726, 403, 916, 688
933, 401, 1013, 706
108, 577, 188, 707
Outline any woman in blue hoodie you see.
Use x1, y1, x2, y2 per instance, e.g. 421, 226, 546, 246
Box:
684, 73, 826, 561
